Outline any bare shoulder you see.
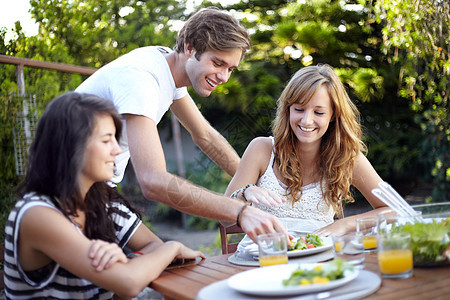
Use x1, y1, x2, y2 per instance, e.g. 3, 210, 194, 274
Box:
242, 137, 274, 175
21, 205, 70, 232
353, 151, 371, 170
352, 151, 382, 186
246, 136, 274, 155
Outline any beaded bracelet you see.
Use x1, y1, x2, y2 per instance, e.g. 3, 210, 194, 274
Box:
127, 251, 144, 259
241, 184, 254, 200
230, 188, 242, 199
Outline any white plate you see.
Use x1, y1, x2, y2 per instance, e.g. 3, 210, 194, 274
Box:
244, 237, 333, 258
227, 263, 359, 297
288, 237, 333, 257
350, 240, 364, 250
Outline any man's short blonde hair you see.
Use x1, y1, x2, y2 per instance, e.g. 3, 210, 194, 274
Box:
174, 7, 251, 60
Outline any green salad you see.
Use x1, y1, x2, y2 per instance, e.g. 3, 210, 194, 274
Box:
290, 233, 323, 251
395, 217, 450, 266
282, 259, 353, 286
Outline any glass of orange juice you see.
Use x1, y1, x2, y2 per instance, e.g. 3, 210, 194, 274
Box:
356, 217, 378, 253
377, 232, 413, 279
257, 233, 288, 267
376, 209, 420, 278
332, 233, 365, 269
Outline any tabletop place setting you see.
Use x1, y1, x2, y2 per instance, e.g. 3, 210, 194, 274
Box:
195, 182, 450, 299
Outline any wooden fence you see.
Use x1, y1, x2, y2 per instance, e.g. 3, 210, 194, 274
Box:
0, 54, 185, 177
0, 54, 188, 228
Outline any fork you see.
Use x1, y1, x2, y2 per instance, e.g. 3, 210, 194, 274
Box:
314, 287, 363, 299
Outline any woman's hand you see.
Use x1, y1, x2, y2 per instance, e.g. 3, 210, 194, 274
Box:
174, 243, 206, 260
88, 239, 128, 271
243, 185, 286, 207
313, 219, 353, 237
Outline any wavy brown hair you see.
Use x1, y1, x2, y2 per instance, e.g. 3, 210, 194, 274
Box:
272, 65, 366, 216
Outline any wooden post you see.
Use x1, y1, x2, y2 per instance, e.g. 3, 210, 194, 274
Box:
16, 63, 26, 96
171, 113, 188, 229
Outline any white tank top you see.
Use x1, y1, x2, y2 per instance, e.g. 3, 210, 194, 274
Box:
254, 137, 334, 223
237, 137, 335, 252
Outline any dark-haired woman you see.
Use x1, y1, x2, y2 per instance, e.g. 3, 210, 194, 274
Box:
4, 92, 204, 299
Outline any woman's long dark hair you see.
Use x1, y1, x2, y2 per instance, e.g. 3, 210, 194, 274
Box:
22, 92, 139, 242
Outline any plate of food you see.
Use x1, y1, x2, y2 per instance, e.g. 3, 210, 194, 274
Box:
288, 233, 332, 257
227, 259, 358, 297
243, 233, 332, 258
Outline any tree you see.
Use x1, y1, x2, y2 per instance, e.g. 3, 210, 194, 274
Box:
28, 0, 187, 67
196, 0, 423, 192
369, 0, 449, 201
1, 0, 438, 238
0, 0, 191, 240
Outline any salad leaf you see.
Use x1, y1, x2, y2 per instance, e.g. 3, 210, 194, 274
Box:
282, 259, 353, 286
306, 233, 324, 247
292, 239, 307, 250
395, 217, 450, 265
291, 233, 323, 250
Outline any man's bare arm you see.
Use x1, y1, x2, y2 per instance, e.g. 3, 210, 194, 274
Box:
170, 95, 239, 176
125, 114, 287, 241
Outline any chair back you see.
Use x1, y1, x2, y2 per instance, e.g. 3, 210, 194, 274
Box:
219, 224, 245, 254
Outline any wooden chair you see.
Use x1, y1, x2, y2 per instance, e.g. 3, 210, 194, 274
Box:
219, 224, 245, 254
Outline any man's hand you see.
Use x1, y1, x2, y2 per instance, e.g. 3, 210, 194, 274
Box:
238, 206, 291, 243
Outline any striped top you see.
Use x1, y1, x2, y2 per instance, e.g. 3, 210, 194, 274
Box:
3, 192, 141, 299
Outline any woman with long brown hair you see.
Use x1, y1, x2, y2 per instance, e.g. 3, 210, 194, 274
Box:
226, 64, 387, 250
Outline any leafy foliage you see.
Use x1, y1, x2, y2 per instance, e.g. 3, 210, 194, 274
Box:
200, 0, 423, 186
394, 218, 450, 265
0, 93, 26, 243
0, 0, 446, 237
369, 0, 450, 201
29, 0, 187, 67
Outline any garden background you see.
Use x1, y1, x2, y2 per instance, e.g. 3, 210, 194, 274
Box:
1, 0, 448, 247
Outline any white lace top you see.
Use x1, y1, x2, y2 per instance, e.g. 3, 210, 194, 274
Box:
254, 137, 335, 223
237, 137, 335, 252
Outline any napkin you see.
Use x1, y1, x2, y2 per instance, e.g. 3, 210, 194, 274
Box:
242, 243, 259, 256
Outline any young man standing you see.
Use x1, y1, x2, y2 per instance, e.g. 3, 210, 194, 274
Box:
76, 7, 287, 241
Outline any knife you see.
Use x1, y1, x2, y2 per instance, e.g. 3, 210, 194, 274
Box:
315, 288, 364, 299
286, 286, 366, 300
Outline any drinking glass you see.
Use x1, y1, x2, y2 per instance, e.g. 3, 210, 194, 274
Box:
356, 217, 378, 253
332, 233, 365, 269
257, 233, 288, 267
377, 232, 413, 278
376, 210, 417, 278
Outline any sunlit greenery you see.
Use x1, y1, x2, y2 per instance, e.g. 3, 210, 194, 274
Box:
0, 0, 448, 241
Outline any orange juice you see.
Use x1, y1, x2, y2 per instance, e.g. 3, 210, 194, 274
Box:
378, 249, 413, 274
334, 241, 343, 252
363, 236, 377, 249
259, 255, 288, 266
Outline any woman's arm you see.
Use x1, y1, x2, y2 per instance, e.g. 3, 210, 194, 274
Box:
19, 206, 203, 298
88, 223, 164, 271
313, 152, 389, 236
225, 137, 286, 207
351, 152, 387, 210
125, 223, 164, 254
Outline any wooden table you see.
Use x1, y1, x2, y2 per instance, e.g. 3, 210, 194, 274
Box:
151, 253, 450, 300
